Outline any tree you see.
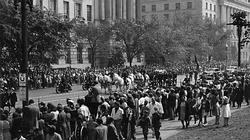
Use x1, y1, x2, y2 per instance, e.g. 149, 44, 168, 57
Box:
108, 50, 125, 67
0, 2, 73, 68
73, 20, 112, 68
113, 19, 159, 66
203, 20, 231, 61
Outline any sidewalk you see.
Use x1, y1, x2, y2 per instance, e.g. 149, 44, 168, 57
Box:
135, 104, 249, 140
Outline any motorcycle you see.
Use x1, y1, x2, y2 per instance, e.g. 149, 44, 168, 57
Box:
56, 82, 72, 94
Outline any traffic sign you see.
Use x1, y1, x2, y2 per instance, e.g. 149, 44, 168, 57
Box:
19, 73, 26, 86
19, 87, 26, 101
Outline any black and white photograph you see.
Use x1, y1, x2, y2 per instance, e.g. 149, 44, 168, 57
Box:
0, 0, 250, 140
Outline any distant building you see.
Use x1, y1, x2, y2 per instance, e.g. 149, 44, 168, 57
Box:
140, 0, 250, 65
33, 0, 93, 69
93, 0, 145, 67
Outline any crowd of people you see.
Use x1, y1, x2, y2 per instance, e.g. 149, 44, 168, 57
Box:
0, 61, 249, 140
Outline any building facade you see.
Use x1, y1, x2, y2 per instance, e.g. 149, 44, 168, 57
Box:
93, 0, 145, 67
33, 0, 93, 69
140, 0, 250, 65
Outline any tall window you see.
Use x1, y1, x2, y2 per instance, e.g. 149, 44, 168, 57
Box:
164, 4, 169, 10
210, 4, 212, 10
36, 0, 43, 9
176, 3, 180, 10
187, 2, 192, 9
214, 15, 216, 20
87, 5, 92, 21
75, 3, 81, 17
152, 5, 156, 12
66, 49, 71, 64
49, 0, 57, 12
206, 2, 208, 9
63, 1, 69, 19
206, 13, 208, 17
164, 14, 169, 20
210, 14, 212, 19
87, 48, 92, 63
214, 5, 216, 11
142, 5, 146, 12
77, 45, 83, 64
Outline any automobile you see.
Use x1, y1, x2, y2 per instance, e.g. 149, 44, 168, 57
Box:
226, 66, 238, 73
204, 68, 220, 75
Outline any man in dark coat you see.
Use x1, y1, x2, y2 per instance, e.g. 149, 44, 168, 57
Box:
9, 88, 17, 108
106, 117, 119, 140
57, 104, 71, 140
168, 89, 176, 120
22, 99, 40, 136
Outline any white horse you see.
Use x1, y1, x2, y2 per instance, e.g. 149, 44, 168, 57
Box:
127, 73, 135, 89
112, 73, 125, 92
135, 72, 145, 88
144, 73, 150, 87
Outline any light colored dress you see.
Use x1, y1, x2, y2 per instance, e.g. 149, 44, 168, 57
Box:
0, 120, 11, 140
222, 104, 231, 118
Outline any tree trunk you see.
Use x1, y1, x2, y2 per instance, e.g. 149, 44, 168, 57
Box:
91, 47, 95, 69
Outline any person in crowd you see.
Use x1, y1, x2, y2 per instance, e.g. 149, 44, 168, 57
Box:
199, 93, 210, 126
168, 89, 176, 120
11, 108, 23, 139
73, 114, 88, 140
45, 125, 62, 140
138, 110, 151, 140
94, 118, 108, 140
13, 130, 26, 140
87, 116, 98, 140
176, 96, 190, 129
221, 96, 231, 127
9, 87, 17, 109
77, 99, 91, 121
22, 99, 40, 136
106, 117, 119, 140
152, 107, 162, 140
56, 104, 71, 140
111, 101, 124, 140
211, 92, 221, 125
0, 113, 11, 140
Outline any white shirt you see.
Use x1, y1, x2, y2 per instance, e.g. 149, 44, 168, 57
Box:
148, 102, 164, 117
78, 105, 91, 120
111, 107, 124, 120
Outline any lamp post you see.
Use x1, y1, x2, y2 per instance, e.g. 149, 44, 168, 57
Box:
226, 43, 228, 67
15, 0, 33, 106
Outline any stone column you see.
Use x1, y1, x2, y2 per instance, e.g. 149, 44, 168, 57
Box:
116, 0, 122, 19
126, 0, 131, 19
220, 5, 226, 24
105, 0, 112, 19
131, 0, 136, 19
99, 0, 105, 20
122, 0, 127, 19
94, 0, 99, 21
112, 0, 116, 20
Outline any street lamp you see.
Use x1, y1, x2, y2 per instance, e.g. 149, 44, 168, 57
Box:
226, 43, 228, 67
15, 0, 33, 106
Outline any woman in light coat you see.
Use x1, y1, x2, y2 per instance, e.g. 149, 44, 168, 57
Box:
221, 96, 231, 127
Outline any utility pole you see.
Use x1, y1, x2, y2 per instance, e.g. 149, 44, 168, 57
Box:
227, 11, 250, 68
15, 0, 33, 107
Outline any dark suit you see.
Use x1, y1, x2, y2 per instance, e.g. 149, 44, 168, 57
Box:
22, 103, 40, 133
57, 111, 71, 140
107, 124, 119, 140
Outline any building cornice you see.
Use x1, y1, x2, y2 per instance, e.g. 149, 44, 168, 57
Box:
219, 0, 250, 12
